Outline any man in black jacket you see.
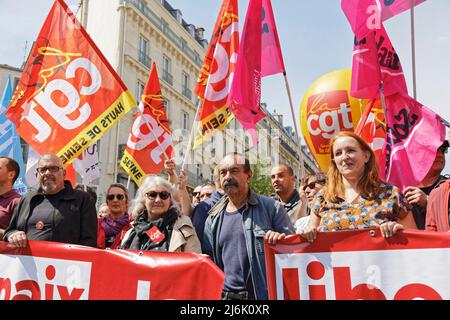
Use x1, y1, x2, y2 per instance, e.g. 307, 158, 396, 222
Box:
3, 154, 97, 247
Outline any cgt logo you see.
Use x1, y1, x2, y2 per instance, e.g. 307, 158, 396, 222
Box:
274, 249, 450, 300
0, 256, 91, 300
306, 90, 354, 155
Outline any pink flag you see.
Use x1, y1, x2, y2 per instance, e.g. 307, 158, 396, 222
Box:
342, 0, 426, 38
227, 0, 266, 145
382, 93, 446, 190
351, 24, 408, 99
261, 0, 285, 77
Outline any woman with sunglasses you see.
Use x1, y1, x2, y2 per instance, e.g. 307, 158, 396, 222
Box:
299, 132, 417, 242
120, 175, 201, 253
97, 184, 131, 249
293, 172, 326, 232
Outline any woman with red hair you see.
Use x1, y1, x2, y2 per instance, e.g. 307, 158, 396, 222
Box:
299, 131, 417, 242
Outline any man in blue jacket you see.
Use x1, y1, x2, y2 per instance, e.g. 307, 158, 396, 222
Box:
203, 153, 294, 300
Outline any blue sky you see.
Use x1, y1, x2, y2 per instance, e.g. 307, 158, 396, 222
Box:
1, 0, 449, 173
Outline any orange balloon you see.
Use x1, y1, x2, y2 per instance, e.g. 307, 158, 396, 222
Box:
300, 69, 366, 172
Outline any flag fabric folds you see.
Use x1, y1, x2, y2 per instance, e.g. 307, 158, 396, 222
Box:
341, 0, 427, 38
5, 0, 135, 166
227, 0, 267, 145
192, 0, 239, 148
351, 24, 408, 99
381, 93, 446, 190
121, 63, 173, 186
0, 77, 27, 195
261, 0, 286, 77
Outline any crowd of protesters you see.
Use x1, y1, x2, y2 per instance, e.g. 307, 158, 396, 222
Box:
0, 136, 449, 300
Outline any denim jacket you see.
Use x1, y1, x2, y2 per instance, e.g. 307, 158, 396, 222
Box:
203, 191, 294, 300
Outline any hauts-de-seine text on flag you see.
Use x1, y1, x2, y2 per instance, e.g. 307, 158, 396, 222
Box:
121, 62, 173, 186
192, 0, 239, 148
5, 0, 135, 166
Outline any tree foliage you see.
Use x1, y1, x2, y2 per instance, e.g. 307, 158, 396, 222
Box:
250, 161, 275, 196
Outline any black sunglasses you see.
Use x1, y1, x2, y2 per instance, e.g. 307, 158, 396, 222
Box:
145, 191, 171, 200
303, 180, 325, 191
107, 194, 126, 201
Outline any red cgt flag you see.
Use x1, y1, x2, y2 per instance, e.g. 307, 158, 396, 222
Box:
120, 63, 173, 186
6, 0, 135, 166
192, 0, 239, 148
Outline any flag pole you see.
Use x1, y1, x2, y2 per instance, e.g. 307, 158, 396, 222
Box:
126, 175, 131, 189
410, 0, 417, 99
113, 2, 128, 183
283, 73, 305, 179
181, 99, 202, 171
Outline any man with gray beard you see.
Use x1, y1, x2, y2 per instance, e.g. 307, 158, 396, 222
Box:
203, 153, 294, 300
3, 154, 97, 247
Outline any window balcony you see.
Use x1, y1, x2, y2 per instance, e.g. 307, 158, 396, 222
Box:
162, 70, 173, 86
138, 51, 151, 69
182, 86, 192, 100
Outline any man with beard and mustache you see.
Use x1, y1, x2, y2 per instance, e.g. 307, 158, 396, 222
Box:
404, 141, 449, 230
3, 154, 97, 248
203, 153, 294, 300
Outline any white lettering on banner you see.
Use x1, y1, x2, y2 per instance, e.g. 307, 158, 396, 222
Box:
274, 248, 450, 300
204, 22, 239, 102
24, 58, 101, 142
126, 104, 172, 164
136, 280, 151, 300
0, 255, 91, 300
306, 103, 353, 139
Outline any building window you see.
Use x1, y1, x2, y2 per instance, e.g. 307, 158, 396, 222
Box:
137, 81, 145, 100
162, 56, 173, 85
182, 71, 191, 100
161, 19, 168, 33
196, 164, 201, 177
181, 38, 187, 51
182, 111, 189, 130
163, 98, 170, 118
138, 35, 151, 68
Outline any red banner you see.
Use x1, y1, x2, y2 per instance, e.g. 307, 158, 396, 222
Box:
120, 63, 173, 186
6, 0, 135, 166
265, 230, 450, 300
0, 240, 224, 300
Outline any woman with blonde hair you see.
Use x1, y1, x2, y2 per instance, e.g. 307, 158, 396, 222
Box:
299, 131, 417, 242
121, 175, 201, 253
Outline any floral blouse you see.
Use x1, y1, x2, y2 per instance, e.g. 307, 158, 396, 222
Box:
312, 182, 412, 232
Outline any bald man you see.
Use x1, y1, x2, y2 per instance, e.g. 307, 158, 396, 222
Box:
3, 154, 97, 248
